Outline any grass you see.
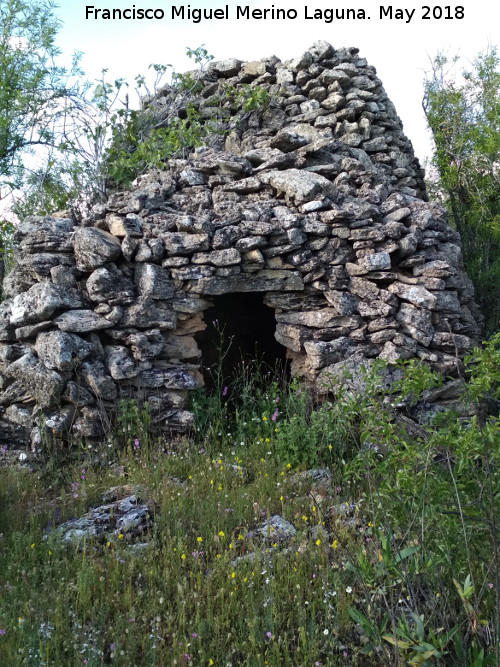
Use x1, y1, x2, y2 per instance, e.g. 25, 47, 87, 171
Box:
0, 337, 499, 666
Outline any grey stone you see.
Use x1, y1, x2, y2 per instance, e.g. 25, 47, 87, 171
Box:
191, 248, 241, 266
388, 282, 437, 310
259, 169, 335, 205
35, 331, 95, 371
134, 263, 175, 299
104, 346, 139, 380
80, 360, 117, 400
162, 232, 210, 255
53, 310, 111, 333
73, 228, 122, 271
4, 352, 65, 408
86, 264, 136, 304
9, 282, 76, 327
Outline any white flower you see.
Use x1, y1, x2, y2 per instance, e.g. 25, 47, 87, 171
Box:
323, 628, 329, 635
345, 586, 353, 594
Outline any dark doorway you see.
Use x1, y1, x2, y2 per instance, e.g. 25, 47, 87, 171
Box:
196, 292, 289, 392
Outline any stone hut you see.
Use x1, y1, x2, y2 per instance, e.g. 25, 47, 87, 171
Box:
0, 41, 481, 450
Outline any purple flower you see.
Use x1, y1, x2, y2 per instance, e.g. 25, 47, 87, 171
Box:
271, 408, 278, 422
134, 438, 140, 450
265, 631, 272, 639
191, 632, 198, 638
222, 386, 228, 397
109, 643, 115, 651
0, 445, 7, 455
0, 629, 6, 635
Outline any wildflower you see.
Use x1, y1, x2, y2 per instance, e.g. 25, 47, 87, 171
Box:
271, 408, 278, 422
191, 632, 198, 638
134, 438, 140, 450
265, 631, 272, 639
262, 416, 267, 421
181, 553, 186, 560
218, 531, 225, 537
488, 582, 494, 589
286, 463, 291, 469
222, 386, 228, 396
323, 629, 329, 636
315, 539, 321, 546
331, 540, 339, 549
345, 586, 352, 594
197, 536, 203, 543
0, 629, 5, 635
231, 572, 235, 579
118, 534, 124, 539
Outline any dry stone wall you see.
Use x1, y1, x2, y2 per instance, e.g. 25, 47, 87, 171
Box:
0, 41, 481, 451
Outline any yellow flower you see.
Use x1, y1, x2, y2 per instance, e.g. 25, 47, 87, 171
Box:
302, 515, 308, 522
262, 416, 267, 421
181, 553, 186, 560
118, 534, 124, 539
197, 536, 203, 543
218, 531, 225, 537
286, 463, 291, 469
209, 660, 214, 665
231, 572, 235, 579
331, 540, 339, 549
237, 533, 243, 540
279, 495, 283, 502
315, 539, 321, 546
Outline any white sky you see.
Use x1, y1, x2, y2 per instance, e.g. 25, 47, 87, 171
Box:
37, 1, 500, 166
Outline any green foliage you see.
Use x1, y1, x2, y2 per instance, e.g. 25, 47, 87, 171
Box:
424, 49, 500, 334
0, 0, 80, 182
1, 338, 499, 663
104, 47, 270, 188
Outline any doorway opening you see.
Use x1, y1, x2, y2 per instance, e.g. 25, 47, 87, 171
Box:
195, 292, 289, 393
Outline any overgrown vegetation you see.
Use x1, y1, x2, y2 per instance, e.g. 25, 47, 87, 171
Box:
103, 49, 269, 189
0, 336, 498, 665
424, 49, 500, 336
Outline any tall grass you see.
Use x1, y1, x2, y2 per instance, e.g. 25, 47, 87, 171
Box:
0, 335, 499, 665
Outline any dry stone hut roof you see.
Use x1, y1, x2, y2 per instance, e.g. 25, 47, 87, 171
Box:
0, 41, 481, 450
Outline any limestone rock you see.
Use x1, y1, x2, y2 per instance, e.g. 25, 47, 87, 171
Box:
9, 282, 81, 327
73, 228, 122, 271
259, 169, 336, 205
53, 310, 112, 333
86, 264, 136, 304
35, 331, 95, 371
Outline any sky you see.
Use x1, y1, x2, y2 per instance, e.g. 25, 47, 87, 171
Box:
53, 0, 499, 167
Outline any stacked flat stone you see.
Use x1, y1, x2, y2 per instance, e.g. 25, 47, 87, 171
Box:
0, 41, 480, 450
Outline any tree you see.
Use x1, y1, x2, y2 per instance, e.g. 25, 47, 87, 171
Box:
0, 0, 80, 182
423, 50, 500, 336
